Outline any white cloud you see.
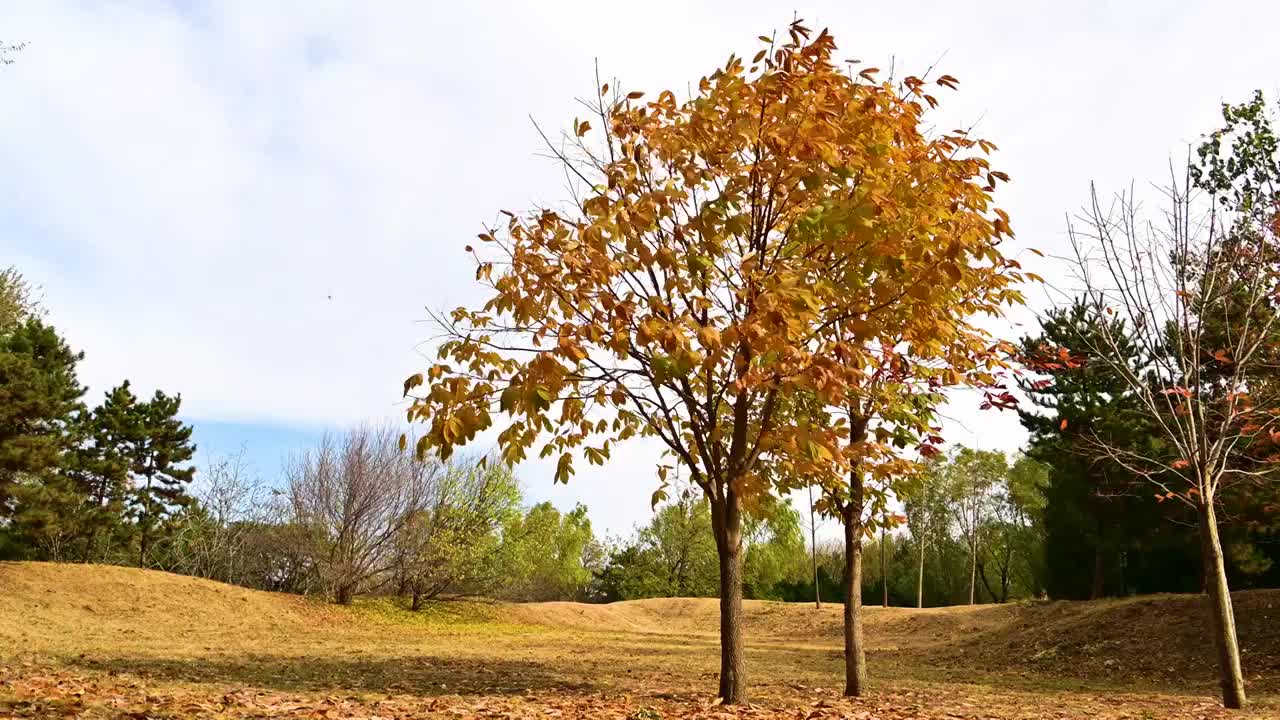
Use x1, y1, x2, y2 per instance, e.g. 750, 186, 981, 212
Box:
3, 0, 1278, 535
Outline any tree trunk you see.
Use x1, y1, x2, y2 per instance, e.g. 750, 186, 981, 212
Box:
841, 502, 867, 696
880, 524, 888, 608
81, 528, 98, 564
917, 536, 925, 609
977, 559, 999, 604
410, 588, 423, 612
809, 484, 821, 610
968, 536, 978, 605
1198, 499, 1247, 709
1000, 551, 1011, 603
1090, 550, 1105, 600
710, 490, 746, 704
139, 476, 153, 568
335, 583, 354, 606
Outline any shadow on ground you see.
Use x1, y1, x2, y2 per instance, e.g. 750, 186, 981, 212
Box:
67, 653, 593, 696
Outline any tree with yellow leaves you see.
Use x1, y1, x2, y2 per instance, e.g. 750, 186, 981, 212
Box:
796, 325, 1019, 696
403, 22, 1025, 703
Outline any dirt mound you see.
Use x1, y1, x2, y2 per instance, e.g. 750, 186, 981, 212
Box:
947, 591, 1280, 688
0, 562, 334, 654
508, 587, 1280, 689
5, 562, 1278, 692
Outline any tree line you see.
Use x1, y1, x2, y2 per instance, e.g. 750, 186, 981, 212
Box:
1, 268, 195, 565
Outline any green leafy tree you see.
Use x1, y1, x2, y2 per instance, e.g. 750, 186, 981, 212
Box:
394, 458, 521, 609
593, 544, 667, 601
0, 266, 40, 331
498, 502, 597, 601
741, 497, 806, 599
594, 491, 805, 601
632, 490, 719, 598
973, 456, 1048, 603
943, 448, 1005, 605
996, 455, 1050, 597
904, 456, 950, 607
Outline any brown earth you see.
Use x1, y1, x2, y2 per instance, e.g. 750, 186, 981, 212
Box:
1, 562, 1277, 718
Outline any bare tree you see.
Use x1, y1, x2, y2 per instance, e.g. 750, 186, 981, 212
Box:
287, 425, 431, 604
162, 449, 270, 583
1064, 159, 1279, 708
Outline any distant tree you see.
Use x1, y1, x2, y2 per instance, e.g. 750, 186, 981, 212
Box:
0, 266, 40, 330
156, 450, 270, 582
997, 456, 1049, 596
593, 543, 665, 602
593, 491, 805, 602
287, 426, 431, 604
943, 448, 1004, 605
393, 458, 520, 609
237, 519, 321, 594
905, 457, 951, 608
741, 497, 806, 600
975, 456, 1048, 603
632, 489, 719, 599
64, 383, 143, 563
127, 386, 197, 567
1017, 300, 1181, 600
3, 469, 94, 561
805, 483, 822, 609
497, 502, 596, 602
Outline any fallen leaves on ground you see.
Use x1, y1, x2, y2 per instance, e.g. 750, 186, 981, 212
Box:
0, 665, 1254, 720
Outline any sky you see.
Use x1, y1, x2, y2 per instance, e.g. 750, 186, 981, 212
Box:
3, 1, 1279, 540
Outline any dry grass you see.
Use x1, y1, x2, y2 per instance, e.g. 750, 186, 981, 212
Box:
1, 562, 1277, 718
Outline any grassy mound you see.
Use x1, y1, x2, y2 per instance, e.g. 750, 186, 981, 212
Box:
2, 562, 1279, 718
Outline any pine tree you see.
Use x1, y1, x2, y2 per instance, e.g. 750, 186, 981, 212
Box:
70, 384, 143, 562
0, 318, 85, 520
131, 388, 196, 566
1017, 301, 1200, 598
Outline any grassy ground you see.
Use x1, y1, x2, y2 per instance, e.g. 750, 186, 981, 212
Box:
1, 563, 1277, 718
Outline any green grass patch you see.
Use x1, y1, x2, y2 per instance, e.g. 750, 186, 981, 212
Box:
346, 596, 543, 635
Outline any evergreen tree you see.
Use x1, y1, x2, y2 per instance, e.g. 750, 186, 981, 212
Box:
130, 388, 197, 567
1018, 301, 1201, 598
70, 384, 143, 562
0, 318, 85, 522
